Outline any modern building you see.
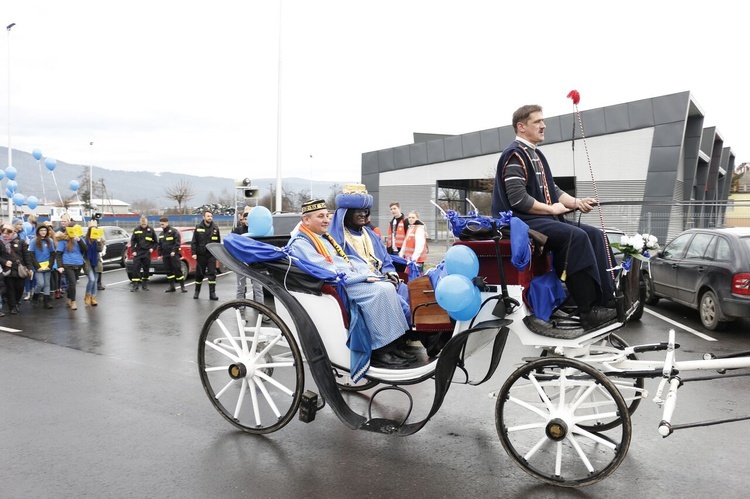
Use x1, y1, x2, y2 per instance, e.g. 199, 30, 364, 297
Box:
362, 91, 737, 243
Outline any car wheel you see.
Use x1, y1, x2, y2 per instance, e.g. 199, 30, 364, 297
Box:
180, 260, 190, 279
699, 290, 728, 331
643, 272, 659, 305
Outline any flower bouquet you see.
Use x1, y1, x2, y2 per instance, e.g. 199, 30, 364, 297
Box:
610, 233, 660, 275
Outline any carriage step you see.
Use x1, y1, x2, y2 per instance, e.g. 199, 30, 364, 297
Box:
299, 390, 319, 423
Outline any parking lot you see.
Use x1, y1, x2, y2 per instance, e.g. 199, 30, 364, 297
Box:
2, 264, 749, 498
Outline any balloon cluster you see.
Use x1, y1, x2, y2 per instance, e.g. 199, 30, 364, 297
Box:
242, 206, 275, 237
435, 245, 482, 321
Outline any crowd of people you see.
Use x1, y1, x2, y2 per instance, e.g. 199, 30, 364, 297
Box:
0, 214, 104, 314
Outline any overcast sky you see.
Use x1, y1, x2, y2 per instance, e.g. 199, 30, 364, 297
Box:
3, 0, 747, 188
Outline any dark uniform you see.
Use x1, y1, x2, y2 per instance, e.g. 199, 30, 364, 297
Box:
158, 223, 187, 293
129, 223, 158, 291
191, 220, 221, 300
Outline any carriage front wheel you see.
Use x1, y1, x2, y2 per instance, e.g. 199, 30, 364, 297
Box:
495, 357, 631, 487
198, 299, 305, 434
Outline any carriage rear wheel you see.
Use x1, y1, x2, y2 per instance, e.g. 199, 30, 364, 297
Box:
198, 299, 304, 434
495, 357, 631, 487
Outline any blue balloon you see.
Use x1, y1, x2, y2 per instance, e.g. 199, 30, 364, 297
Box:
26, 195, 39, 210
5, 166, 17, 180
12, 193, 25, 206
435, 274, 475, 312
444, 245, 480, 279
23, 222, 33, 235
247, 206, 273, 237
5, 188, 11, 198
6, 179, 18, 193
45, 157, 57, 171
448, 287, 482, 321
33, 148, 43, 160
69, 179, 80, 192
264, 226, 274, 237
0, 169, 5, 181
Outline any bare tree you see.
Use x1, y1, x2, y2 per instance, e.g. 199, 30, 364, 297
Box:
131, 198, 159, 216
164, 180, 196, 215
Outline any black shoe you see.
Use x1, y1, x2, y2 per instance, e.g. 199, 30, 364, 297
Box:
10, 306, 20, 315
580, 306, 618, 330
370, 351, 409, 368
97, 283, 105, 290
165, 287, 176, 293
209, 293, 219, 301
391, 348, 417, 362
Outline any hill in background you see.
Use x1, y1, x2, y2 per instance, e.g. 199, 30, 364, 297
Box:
0, 147, 341, 209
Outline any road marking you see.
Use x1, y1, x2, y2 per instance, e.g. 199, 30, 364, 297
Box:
644, 308, 717, 341
0, 326, 22, 333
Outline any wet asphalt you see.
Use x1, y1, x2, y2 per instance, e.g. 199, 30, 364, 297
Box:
1, 264, 750, 498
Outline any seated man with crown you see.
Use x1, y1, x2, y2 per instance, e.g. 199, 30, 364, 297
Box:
287, 198, 415, 372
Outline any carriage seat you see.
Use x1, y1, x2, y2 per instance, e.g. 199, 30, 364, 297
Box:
255, 259, 350, 328
452, 238, 552, 288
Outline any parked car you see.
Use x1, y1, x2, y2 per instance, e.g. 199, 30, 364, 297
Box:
99, 225, 131, 267
643, 227, 750, 330
125, 227, 223, 280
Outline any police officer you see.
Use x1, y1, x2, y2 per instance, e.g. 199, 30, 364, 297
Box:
158, 217, 187, 293
191, 210, 221, 300
129, 216, 157, 291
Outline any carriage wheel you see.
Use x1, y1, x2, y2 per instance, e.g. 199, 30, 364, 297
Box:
333, 369, 379, 392
547, 333, 645, 432
198, 299, 304, 434
495, 357, 631, 487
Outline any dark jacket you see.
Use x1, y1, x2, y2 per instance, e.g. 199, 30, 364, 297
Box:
158, 226, 182, 255
0, 236, 34, 278
131, 225, 158, 257
191, 221, 221, 257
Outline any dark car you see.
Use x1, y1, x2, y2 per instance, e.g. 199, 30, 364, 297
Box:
643, 227, 750, 330
99, 225, 131, 267
125, 227, 223, 279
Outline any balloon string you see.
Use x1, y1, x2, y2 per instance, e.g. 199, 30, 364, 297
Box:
37, 159, 48, 203
50, 171, 65, 206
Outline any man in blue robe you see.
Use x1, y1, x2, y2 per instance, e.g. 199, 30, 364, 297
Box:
288, 199, 412, 370
491, 104, 617, 330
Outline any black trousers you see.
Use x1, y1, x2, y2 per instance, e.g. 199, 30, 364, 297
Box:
132, 253, 151, 280
195, 254, 216, 284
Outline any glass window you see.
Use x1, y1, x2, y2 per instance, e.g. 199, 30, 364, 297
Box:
685, 233, 714, 260
715, 237, 732, 262
662, 233, 692, 260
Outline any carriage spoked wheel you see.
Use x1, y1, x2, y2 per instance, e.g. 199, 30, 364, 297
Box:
198, 299, 304, 434
495, 357, 631, 487
541, 333, 645, 432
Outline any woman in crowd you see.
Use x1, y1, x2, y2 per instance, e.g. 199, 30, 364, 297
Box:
0, 223, 34, 315
55, 220, 87, 310
83, 221, 104, 307
30, 224, 56, 310
399, 211, 428, 274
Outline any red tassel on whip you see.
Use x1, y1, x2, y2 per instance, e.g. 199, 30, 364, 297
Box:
567, 90, 580, 105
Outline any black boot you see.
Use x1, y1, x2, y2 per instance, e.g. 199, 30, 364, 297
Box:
165, 281, 176, 293
209, 283, 218, 301
193, 283, 202, 299
43, 294, 53, 309
130, 281, 139, 292
141, 280, 149, 291
180, 280, 188, 293
31, 293, 40, 304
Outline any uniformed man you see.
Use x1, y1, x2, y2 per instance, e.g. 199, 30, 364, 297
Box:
191, 210, 221, 300
129, 216, 157, 291
158, 217, 187, 293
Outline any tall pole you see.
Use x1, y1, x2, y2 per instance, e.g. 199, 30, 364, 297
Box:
89, 141, 94, 215
274, 0, 283, 214
309, 154, 313, 198
6, 23, 16, 221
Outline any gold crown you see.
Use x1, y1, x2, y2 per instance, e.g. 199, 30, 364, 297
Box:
342, 183, 367, 194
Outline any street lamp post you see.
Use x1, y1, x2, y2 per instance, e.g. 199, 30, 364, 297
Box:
89, 141, 94, 216
6, 23, 16, 221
